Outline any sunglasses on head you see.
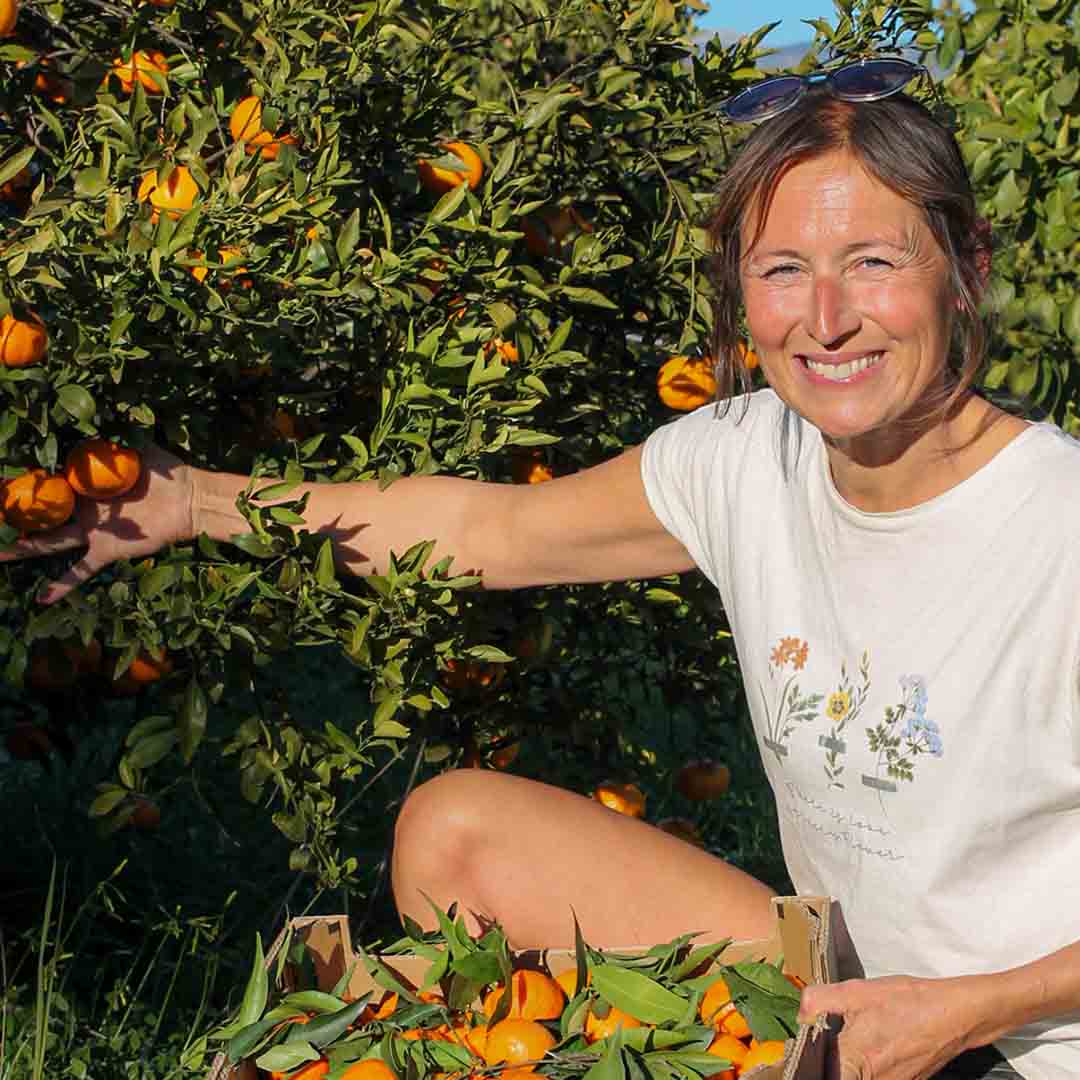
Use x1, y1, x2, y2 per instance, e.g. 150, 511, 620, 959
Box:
719, 57, 931, 124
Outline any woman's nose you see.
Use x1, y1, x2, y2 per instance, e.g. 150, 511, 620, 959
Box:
806, 275, 861, 345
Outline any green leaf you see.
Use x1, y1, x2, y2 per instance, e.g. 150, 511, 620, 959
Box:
237, 934, 269, 1029
590, 965, 688, 1025
74, 168, 108, 198
56, 385, 96, 423
286, 999, 368, 1048
256, 1043, 320, 1073
522, 91, 581, 130
126, 730, 178, 769
315, 539, 336, 586
0, 147, 35, 190
721, 962, 799, 1041
179, 678, 208, 765
558, 286, 619, 310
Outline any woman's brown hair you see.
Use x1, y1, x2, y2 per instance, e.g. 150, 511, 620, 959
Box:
706, 88, 991, 429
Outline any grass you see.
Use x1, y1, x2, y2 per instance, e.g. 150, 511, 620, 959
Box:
0, 636, 787, 1080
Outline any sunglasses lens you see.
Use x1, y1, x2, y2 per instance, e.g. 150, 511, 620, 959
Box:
830, 59, 918, 100
723, 77, 805, 122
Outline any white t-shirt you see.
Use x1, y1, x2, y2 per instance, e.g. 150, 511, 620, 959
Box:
640, 389, 1080, 1080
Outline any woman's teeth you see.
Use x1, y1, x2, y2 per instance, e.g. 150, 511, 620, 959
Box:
805, 353, 883, 380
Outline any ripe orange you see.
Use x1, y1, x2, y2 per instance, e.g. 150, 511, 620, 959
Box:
449, 1020, 488, 1056
699, 977, 732, 1025
584, 1005, 643, 1042
339, 1061, 398, 1080
137, 166, 200, 222
440, 659, 505, 692
657, 356, 717, 411
553, 968, 589, 998
111, 649, 174, 695
0, 311, 47, 367
510, 450, 554, 485
739, 343, 759, 370
740, 1040, 786, 1071
16, 56, 71, 104
482, 970, 565, 1021
109, 50, 168, 94
2, 470, 75, 534
489, 741, 520, 769
229, 96, 297, 160
28, 637, 102, 691
129, 796, 161, 830
656, 817, 704, 847
482, 1018, 556, 1069
485, 337, 519, 364
269, 1059, 329, 1080
717, 1005, 752, 1040
707, 1032, 749, 1068
521, 206, 592, 257
676, 760, 731, 801
189, 247, 250, 288
417, 142, 483, 195
358, 991, 399, 1023
591, 780, 646, 819
65, 439, 142, 499
0, 0, 17, 36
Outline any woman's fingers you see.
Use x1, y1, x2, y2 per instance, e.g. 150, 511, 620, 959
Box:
38, 553, 103, 605
0, 522, 88, 562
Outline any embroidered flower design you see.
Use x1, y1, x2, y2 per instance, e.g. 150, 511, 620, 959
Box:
760, 635, 821, 759
864, 673, 944, 794
825, 691, 851, 723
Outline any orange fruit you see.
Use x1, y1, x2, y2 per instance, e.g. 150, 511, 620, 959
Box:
656, 817, 704, 847
111, 648, 174, 694
485, 337, 519, 364
358, 991, 399, 1023
657, 356, 717, 411
482, 1018, 556, 1069
489, 741, 519, 769
440, 658, 505, 692
189, 247, 250, 288
0, 0, 17, 36
2, 470, 75, 534
27, 637, 102, 691
65, 439, 142, 499
739, 343, 759, 370
676, 760, 731, 801
109, 50, 168, 94
553, 968, 589, 998
417, 142, 483, 195
137, 166, 200, 222
584, 1005, 643, 1042
591, 780, 646, 818
340, 1062, 398, 1080
718, 1005, 752, 1040
16, 57, 71, 104
229, 96, 298, 160
449, 1020, 487, 1056
0, 166, 33, 203
707, 1033, 748, 1068
482, 970, 565, 1021
521, 206, 592, 257
0, 311, 47, 367
510, 450, 554, 485
129, 796, 161, 830
699, 978, 732, 1025
269, 1060, 329, 1080
740, 1040, 786, 1071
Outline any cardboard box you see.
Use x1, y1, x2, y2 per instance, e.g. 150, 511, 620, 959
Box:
208, 895, 837, 1080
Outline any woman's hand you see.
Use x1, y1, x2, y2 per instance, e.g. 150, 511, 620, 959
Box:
799, 974, 993, 1080
0, 445, 195, 605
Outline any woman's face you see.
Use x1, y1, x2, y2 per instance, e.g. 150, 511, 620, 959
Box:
739, 150, 957, 459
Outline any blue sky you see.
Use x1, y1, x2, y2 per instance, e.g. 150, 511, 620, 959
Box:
696, 0, 832, 45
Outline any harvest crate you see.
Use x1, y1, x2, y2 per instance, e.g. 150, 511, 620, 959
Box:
209, 895, 838, 1080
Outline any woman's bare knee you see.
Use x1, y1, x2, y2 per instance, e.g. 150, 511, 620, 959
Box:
391, 769, 501, 932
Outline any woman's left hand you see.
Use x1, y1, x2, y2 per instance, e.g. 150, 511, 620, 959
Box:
798, 974, 992, 1080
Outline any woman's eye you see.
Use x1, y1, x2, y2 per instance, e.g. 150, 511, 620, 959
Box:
764, 264, 800, 278
859, 257, 892, 269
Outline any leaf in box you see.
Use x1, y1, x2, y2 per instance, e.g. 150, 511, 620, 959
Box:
589, 964, 687, 1025
285, 999, 367, 1048
720, 962, 799, 1042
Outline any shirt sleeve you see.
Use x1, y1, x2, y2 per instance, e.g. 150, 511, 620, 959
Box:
639, 403, 729, 593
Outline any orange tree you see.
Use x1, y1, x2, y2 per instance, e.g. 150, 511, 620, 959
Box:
4, 0, 1072, 889
0, 0, 778, 884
